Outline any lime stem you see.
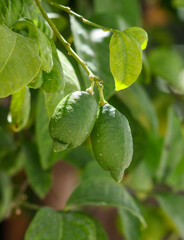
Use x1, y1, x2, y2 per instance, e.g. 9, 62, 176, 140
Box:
34, 0, 100, 83
97, 83, 108, 106
49, 1, 114, 32
34, 0, 107, 102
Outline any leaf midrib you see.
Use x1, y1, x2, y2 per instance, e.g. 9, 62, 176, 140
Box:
0, 34, 17, 74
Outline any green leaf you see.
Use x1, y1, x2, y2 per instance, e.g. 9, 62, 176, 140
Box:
94, 0, 140, 27
22, 0, 53, 38
148, 47, 184, 93
67, 178, 146, 226
0, 0, 24, 27
13, 19, 53, 73
0, 171, 12, 222
140, 206, 171, 240
8, 87, 30, 132
156, 107, 184, 181
42, 41, 64, 93
43, 91, 64, 119
0, 24, 41, 98
57, 50, 81, 96
165, 156, 184, 190
28, 69, 43, 89
0, 150, 24, 176
70, 17, 115, 99
0, 126, 15, 159
25, 207, 62, 240
64, 146, 94, 169
82, 161, 111, 181
172, 0, 184, 7
156, 193, 184, 238
124, 27, 148, 50
93, 217, 109, 240
116, 83, 158, 132
24, 144, 52, 198
44, 50, 81, 118
109, 31, 142, 91
36, 91, 59, 169
118, 208, 141, 240
61, 212, 97, 240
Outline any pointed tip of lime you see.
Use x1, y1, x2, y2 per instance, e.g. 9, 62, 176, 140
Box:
110, 169, 124, 183
53, 139, 69, 152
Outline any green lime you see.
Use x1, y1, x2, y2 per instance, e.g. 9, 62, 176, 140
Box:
91, 104, 133, 182
49, 91, 98, 152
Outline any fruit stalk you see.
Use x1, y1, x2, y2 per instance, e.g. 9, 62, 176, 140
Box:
34, 0, 107, 105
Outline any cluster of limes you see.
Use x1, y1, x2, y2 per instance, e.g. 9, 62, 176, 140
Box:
49, 90, 133, 182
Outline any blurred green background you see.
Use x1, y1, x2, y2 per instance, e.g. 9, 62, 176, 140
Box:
1, 0, 184, 239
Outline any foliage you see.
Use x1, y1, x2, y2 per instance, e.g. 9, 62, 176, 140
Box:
1, 0, 184, 239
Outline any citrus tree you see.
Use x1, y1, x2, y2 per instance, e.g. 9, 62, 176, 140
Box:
1, 0, 184, 239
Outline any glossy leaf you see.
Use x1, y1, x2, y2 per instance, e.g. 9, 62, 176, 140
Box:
0, 0, 24, 27
8, 87, 30, 132
156, 107, 184, 181
22, 0, 53, 38
67, 178, 146, 226
109, 31, 142, 91
116, 83, 158, 132
157, 193, 184, 238
61, 212, 96, 240
0, 24, 41, 98
13, 19, 53, 73
25, 207, 62, 240
36, 91, 59, 169
118, 208, 141, 240
0, 171, 12, 222
24, 144, 52, 198
44, 50, 80, 118
42, 41, 64, 93
70, 17, 115, 99
124, 27, 148, 50
148, 47, 184, 93
28, 69, 43, 89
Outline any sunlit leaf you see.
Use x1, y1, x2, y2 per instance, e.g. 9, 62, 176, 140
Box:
0, 0, 24, 27
109, 31, 142, 90
0, 24, 41, 98
124, 27, 148, 50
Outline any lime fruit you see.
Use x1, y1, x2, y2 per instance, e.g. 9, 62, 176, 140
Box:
91, 104, 133, 182
49, 91, 98, 152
